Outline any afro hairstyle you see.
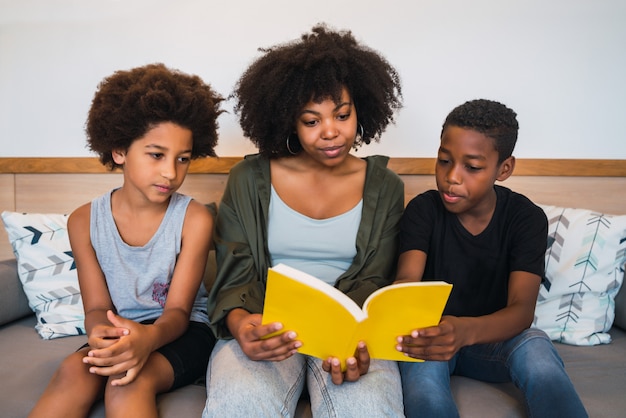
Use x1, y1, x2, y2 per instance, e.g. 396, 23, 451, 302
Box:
231, 23, 402, 158
86, 63, 224, 169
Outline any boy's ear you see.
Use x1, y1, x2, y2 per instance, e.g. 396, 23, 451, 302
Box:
496, 156, 515, 181
111, 149, 126, 165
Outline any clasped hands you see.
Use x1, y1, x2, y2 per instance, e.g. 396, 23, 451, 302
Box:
82, 310, 153, 386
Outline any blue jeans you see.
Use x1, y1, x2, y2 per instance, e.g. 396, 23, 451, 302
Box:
203, 339, 405, 417
399, 328, 588, 418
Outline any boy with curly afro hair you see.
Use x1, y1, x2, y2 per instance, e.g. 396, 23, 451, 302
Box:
87, 63, 221, 169
30, 63, 224, 417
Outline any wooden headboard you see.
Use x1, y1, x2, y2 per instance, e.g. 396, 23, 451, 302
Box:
1, 157, 625, 261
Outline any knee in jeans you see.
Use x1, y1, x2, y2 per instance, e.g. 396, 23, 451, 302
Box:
511, 329, 566, 378
513, 328, 557, 354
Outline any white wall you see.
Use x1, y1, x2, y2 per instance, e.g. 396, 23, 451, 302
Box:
1, 0, 625, 159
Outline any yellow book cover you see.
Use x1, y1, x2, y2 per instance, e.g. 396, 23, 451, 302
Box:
262, 263, 452, 369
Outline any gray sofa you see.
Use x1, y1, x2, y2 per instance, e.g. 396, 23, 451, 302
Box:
1, 257, 626, 417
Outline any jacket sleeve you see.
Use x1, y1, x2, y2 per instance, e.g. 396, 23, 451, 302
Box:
206, 159, 268, 339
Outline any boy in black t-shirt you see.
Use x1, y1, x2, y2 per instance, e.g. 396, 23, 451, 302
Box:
395, 99, 587, 418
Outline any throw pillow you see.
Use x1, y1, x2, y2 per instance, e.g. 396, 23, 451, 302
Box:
533, 205, 626, 345
1, 211, 85, 339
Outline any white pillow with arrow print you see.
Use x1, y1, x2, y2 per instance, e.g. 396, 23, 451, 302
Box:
1, 211, 85, 339
533, 205, 626, 346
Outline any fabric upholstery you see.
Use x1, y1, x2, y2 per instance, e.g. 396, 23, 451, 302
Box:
1, 211, 85, 339
533, 205, 626, 345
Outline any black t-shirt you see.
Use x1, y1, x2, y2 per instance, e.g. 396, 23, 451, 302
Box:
399, 185, 547, 317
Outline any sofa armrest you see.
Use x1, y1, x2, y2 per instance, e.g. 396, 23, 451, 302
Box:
0, 259, 32, 326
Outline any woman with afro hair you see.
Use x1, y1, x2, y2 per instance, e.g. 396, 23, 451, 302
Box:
203, 24, 405, 417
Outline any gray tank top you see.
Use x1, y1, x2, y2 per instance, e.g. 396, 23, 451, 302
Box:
90, 190, 208, 324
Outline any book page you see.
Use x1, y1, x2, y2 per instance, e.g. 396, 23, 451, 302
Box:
361, 281, 452, 361
270, 263, 366, 322
263, 264, 366, 363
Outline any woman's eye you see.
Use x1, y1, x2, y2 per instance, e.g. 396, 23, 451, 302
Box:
337, 113, 350, 121
150, 153, 164, 159
178, 156, 191, 163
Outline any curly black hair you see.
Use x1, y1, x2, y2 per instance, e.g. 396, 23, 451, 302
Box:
86, 63, 224, 170
231, 23, 403, 158
442, 99, 519, 164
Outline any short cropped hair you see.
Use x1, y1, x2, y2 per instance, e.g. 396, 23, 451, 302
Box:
232, 24, 403, 158
442, 99, 518, 163
86, 63, 224, 169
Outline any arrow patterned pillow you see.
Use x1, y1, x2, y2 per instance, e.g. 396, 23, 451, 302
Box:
533, 205, 626, 345
1, 211, 85, 339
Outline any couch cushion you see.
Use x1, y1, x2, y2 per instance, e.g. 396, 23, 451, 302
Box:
1, 317, 624, 417
0, 259, 31, 325
0, 316, 207, 418
554, 327, 626, 415
533, 205, 626, 345
1, 211, 85, 339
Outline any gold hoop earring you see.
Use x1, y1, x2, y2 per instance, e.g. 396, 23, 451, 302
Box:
286, 135, 298, 155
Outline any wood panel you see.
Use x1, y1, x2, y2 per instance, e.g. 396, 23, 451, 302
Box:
6, 173, 625, 217
0, 174, 15, 261
0, 157, 240, 174
14, 174, 122, 214
387, 158, 626, 176
178, 174, 229, 206
402, 175, 626, 215
502, 176, 626, 215
1, 164, 625, 262
1, 157, 625, 176
12, 174, 229, 213
0, 174, 14, 210
1, 173, 229, 261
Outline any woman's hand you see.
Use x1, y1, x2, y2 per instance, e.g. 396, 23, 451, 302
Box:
228, 309, 302, 362
322, 341, 370, 385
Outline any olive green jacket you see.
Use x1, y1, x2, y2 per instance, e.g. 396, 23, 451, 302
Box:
207, 153, 405, 339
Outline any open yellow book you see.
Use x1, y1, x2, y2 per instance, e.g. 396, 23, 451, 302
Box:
262, 263, 452, 369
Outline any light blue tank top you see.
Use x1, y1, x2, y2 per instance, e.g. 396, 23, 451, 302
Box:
268, 186, 362, 285
90, 190, 208, 324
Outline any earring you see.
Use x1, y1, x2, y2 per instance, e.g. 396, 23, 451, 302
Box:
354, 123, 365, 146
286, 134, 298, 155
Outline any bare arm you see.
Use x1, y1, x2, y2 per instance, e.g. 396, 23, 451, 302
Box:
80, 200, 214, 385
394, 250, 427, 284
143, 200, 214, 344
67, 203, 121, 341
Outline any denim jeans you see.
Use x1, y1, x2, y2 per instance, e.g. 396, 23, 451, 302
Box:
399, 328, 588, 418
203, 339, 405, 417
